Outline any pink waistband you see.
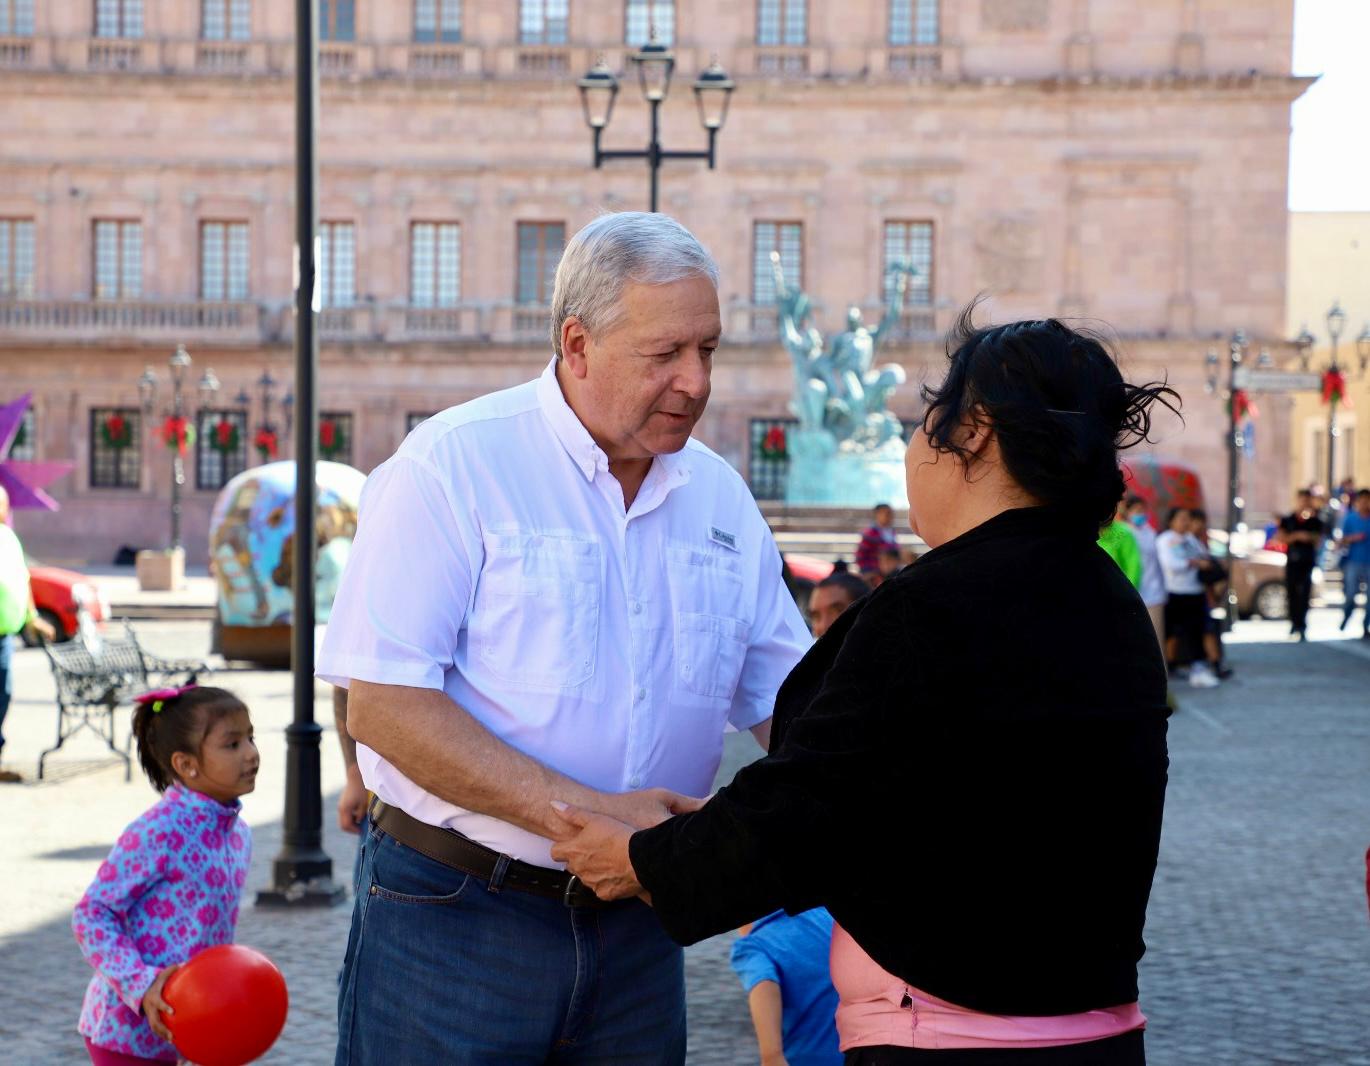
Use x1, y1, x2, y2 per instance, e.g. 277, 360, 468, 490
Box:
830, 923, 1146, 1051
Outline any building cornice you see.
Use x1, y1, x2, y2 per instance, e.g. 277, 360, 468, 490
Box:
0, 61, 1316, 107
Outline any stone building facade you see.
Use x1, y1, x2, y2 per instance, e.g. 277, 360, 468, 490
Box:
0, 0, 1308, 564
1284, 211, 1370, 505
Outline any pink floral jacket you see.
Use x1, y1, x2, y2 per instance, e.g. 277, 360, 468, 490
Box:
72, 783, 251, 1060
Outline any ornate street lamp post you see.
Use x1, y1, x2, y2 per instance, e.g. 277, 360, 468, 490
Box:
257, 0, 339, 908
1204, 332, 1248, 630
138, 345, 219, 553
578, 46, 735, 213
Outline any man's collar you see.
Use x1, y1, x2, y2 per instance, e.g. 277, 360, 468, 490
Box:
535, 358, 691, 491
537, 359, 607, 481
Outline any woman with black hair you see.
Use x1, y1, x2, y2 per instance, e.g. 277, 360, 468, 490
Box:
552, 310, 1179, 1064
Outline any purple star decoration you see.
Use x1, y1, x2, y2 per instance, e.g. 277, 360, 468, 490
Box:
0, 392, 74, 515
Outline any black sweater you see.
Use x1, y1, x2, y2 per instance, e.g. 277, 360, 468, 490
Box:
630, 506, 1170, 1017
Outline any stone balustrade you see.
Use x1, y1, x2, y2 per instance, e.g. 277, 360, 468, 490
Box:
0, 33, 948, 84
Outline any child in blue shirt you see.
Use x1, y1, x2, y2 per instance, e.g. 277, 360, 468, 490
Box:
730, 909, 842, 1066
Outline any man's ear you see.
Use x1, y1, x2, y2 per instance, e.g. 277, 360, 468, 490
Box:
561, 317, 591, 380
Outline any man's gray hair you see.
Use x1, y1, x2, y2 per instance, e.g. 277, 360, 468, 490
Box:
550, 212, 719, 357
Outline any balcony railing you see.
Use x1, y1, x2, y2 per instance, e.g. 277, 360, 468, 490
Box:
0, 36, 32, 66
319, 41, 357, 75
390, 304, 483, 340
745, 45, 830, 77
88, 38, 145, 70
8, 36, 958, 83
0, 300, 933, 349
727, 302, 942, 346
0, 300, 264, 344
196, 40, 250, 72
407, 43, 482, 77
871, 44, 957, 78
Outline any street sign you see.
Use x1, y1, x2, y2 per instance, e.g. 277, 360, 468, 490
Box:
1231, 368, 1322, 392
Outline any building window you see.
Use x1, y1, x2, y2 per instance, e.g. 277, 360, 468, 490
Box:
202, 0, 250, 40
320, 221, 355, 308
516, 222, 564, 305
882, 221, 933, 305
95, 0, 143, 37
320, 0, 355, 41
1, 0, 35, 35
414, 0, 460, 42
406, 411, 435, 433
625, 0, 673, 45
6, 408, 35, 461
889, 0, 938, 45
319, 411, 354, 467
757, 0, 805, 46
410, 222, 461, 307
89, 408, 141, 490
752, 221, 803, 305
200, 221, 249, 301
195, 408, 248, 491
748, 417, 797, 501
0, 219, 35, 299
520, 0, 568, 45
93, 220, 141, 300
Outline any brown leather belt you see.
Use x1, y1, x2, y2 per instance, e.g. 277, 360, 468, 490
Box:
368, 798, 609, 909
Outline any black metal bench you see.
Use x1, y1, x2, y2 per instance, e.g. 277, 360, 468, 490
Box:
39, 621, 209, 781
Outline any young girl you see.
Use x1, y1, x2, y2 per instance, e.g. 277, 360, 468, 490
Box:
72, 685, 258, 1065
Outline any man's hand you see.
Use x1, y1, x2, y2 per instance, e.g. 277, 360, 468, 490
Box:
25, 616, 56, 643
337, 764, 368, 834
591, 787, 707, 830
548, 803, 643, 901
141, 964, 179, 1042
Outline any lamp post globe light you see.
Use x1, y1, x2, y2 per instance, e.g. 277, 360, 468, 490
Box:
578, 44, 735, 213
1357, 324, 1370, 373
138, 344, 219, 554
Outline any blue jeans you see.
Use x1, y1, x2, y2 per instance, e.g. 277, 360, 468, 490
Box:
336, 822, 686, 1065
0, 634, 13, 757
1344, 561, 1370, 633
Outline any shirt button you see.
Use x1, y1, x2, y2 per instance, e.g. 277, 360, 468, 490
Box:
636, 687, 646, 701
629, 776, 642, 788
632, 601, 643, 615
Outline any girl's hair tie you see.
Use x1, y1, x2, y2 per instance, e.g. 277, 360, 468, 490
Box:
134, 684, 199, 714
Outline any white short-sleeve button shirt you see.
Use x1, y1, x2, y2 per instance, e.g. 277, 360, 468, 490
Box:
317, 360, 812, 867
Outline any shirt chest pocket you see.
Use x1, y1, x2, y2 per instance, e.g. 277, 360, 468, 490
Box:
666, 544, 749, 702
472, 532, 601, 691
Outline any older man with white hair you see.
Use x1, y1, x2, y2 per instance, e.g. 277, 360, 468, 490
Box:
319, 212, 810, 1064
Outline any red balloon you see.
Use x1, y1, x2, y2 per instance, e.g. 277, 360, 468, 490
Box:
162, 944, 289, 1066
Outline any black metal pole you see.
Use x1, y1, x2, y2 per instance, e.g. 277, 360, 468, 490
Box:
1326, 356, 1339, 505
170, 382, 183, 553
258, 0, 340, 908
648, 96, 660, 213
1224, 342, 1241, 633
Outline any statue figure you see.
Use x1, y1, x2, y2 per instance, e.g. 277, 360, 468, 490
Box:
770, 251, 917, 450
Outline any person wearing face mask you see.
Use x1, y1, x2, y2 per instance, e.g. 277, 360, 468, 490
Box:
1124, 496, 1168, 653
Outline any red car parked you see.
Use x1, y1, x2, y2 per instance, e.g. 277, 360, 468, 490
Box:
22, 564, 110, 645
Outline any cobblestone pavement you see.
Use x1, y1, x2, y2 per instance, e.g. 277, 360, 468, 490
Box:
3, 612, 1370, 1064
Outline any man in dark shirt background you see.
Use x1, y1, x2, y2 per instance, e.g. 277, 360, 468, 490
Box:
1277, 488, 1325, 641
